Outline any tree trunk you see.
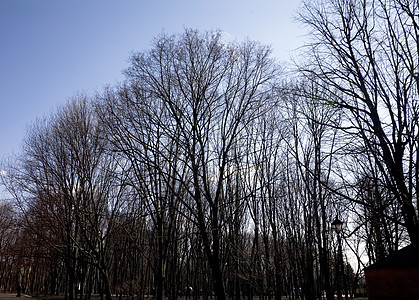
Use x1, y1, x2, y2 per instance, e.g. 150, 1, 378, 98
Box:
209, 255, 226, 300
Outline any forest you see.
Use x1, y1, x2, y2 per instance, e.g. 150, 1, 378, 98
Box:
0, 1, 418, 300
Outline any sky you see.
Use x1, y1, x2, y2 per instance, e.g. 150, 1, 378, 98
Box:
0, 0, 306, 164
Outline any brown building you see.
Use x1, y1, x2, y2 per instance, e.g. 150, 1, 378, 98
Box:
364, 244, 419, 300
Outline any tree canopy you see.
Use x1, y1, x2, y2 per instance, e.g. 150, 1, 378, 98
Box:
1, 4, 418, 298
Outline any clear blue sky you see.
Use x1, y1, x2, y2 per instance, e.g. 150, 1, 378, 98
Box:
0, 0, 305, 162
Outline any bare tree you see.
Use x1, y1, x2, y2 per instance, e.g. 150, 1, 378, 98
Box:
279, 82, 343, 300
102, 29, 279, 300
298, 0, 419, 244
98, 76, 187, 300
0, 201, 20, 293
3, 97, 121, 300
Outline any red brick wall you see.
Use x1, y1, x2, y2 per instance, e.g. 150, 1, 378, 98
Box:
365, 267, 419, 300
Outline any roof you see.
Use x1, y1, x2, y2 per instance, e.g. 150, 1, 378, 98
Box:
365, 244, 419, 270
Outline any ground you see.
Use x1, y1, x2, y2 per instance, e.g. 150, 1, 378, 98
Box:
0, 293, 368, 300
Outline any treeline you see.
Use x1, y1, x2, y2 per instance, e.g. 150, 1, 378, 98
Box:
1, 1, 419, 300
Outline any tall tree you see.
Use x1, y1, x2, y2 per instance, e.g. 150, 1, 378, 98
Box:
103, 29, 278, 300
3, 97, 120, 300
298, 0, 419, 244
